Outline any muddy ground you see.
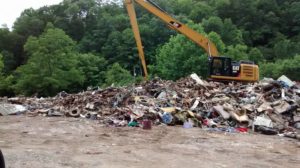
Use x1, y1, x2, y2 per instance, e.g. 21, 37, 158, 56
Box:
0, 116, 299, 168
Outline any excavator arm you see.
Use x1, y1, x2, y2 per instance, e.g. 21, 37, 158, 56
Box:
125, 0, 148, 79
124, 0, 219, 79
125, 0, 259, 82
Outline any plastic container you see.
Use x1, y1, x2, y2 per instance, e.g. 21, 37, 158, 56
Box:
142, 119, 152, 130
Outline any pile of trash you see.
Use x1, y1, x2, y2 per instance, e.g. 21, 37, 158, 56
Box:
1, 74, 299, 139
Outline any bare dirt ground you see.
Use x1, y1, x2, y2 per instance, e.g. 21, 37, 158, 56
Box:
0, 116, 299, 168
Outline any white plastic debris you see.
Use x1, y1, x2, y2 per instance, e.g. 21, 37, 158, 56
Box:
0, 103, 27, 116
190, 97, 200, 110
277, 75, 295, 87
190, 73, 209, 86
253, 116, 273, 128
213, 105, 230, 119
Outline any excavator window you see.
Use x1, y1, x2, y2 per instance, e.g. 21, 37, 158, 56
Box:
212, 59, 222, 75
210, 57, 232, 76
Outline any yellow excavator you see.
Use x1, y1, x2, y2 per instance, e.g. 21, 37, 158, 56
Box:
124, 0, 259, 82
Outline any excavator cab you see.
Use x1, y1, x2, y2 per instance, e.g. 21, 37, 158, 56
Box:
210, 57, 259, 82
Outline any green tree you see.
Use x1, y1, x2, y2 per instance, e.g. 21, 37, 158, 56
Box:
289, 2, 300, 34
0, 28, 22, 72
273, 39, 297, 60
202, 16, 223, 35
260, 55, 300, 80
202, 16, 244, 45
14, 25, 84, 96
222, 19, 244, 45
53, 0, 98, 41
105, 63, 134, 87
13, 8, 46, 37
154, 23, 224, 80
0, 54, 14, 96
225, 44, 248, 61
77, 53, 107, 88
78, 4, 129, 53
101, 30, 136, 68
0, 54, 3, 71
260, 62, 280, 79
1, 51, 17, 73
248, 48, 264, 63
189, 1, 214, 22
279, 55, 300, 80
208, 31, 225, 53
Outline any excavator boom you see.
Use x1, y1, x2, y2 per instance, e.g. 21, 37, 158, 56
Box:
125, 0, 218, 79
124, 0, 259, 82
125, 0, 148, 79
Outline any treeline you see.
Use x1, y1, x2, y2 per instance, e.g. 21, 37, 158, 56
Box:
0, 0, 299, 96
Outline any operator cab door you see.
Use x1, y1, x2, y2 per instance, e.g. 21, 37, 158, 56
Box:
210, 57, 237, 77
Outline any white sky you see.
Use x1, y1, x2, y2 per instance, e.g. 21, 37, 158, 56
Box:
0, 0, 63, 29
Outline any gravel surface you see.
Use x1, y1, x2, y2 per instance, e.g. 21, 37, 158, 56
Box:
0, 116, 299, 168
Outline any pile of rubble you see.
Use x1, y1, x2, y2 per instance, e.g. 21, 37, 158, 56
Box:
1, 74, 300, 139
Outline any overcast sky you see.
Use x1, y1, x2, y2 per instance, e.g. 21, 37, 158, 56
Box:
0, 0, 63, 29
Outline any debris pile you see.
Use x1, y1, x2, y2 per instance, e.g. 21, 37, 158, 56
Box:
1, 74, 299, 139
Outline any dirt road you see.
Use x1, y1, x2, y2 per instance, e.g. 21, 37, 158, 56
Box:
0, 116, 299, 168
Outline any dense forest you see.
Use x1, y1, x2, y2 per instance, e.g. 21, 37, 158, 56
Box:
0, 0, 299, 96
